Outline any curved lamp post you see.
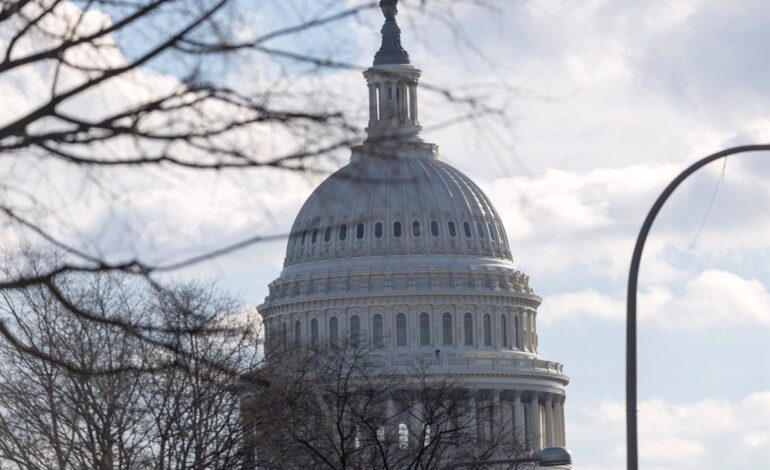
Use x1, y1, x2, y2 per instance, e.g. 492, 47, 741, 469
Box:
441, 446, 572, 469
626, 144, 770, 470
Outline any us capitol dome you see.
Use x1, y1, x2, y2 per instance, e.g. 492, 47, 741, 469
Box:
259, 0, 568, 453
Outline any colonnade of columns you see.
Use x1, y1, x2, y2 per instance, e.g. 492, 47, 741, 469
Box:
381, 389, 566, 452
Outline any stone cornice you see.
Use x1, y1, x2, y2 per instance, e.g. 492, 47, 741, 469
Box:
260, 264, 539, 311
259, 290, 541, 316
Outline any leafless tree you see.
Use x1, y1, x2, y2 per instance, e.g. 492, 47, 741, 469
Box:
0, 250, 261, 469
247, 341, 534, 470
142, 283, 261, 469
0, 0, 510, 374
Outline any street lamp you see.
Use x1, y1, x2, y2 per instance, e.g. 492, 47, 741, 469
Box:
626, 144, 770, 470
441, 446, 572, 469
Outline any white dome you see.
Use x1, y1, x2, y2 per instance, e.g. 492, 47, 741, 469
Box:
259, 2, 568, 453
285, 142, 512, 268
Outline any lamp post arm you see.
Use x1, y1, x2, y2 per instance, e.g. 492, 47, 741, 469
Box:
626, 144, 770, 470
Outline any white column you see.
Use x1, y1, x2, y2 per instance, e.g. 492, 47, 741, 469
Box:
399, 81, 408, 122
468, 392, 479, 443
410, 400, 423, 447
409, 82, 418, 124
368, 84, 375, 124
522, 313, 530, 351
386, 397, 396, 441
378, 82, 387, 123
513, 392, 525, 446
502, 396, 513, 440
544, 395, 554, 447
557, 397, 567, 446
492, 390, 502, 437
529, 394, 541, 451
553, 396, 564, 446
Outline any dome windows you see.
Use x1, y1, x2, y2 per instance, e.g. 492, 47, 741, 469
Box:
396, 313, 407, 346
483, 314, 492, 346
442, 312, 453, 345
311, 318, 319, 345
501, 314, 508, 348
350, 315, 361, 347
419, 312, 430, 345
373, 314, 384, 348
430, 220, 439, 237
463, 313, 473, 346
463, 222, 472, 238
329, 317, 339, 345
287, 214, 511, 264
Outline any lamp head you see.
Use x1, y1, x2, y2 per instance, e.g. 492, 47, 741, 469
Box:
538, 447, 572, 467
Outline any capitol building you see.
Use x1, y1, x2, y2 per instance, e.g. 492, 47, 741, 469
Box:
258, 0, 568, 459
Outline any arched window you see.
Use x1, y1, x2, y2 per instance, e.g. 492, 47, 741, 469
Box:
375, 222, 383, 238
311, 228, 318, 243
430, 220, 439, 237
448, 221, 457, 237
324, 226, 332, 242
311, 318, 319, 345
394, 221, 402, 238
282, 322, 287, 347
373, 314, 384, 348
356, 223, 365, 239
514, 315, 521, 349
483, 314, 492, 346
463, 222, 472, 238
463, 313, 473, 346
329, 317, 339, 345
419, 313, 430, 346
350, 315, 361, 347
442, 312, 453, 346
412, 221, 421, 237
488, 223, 496, 241
396, 313, 407, 346
339, 224, 347, 241
295, 320, 302, 348
301, 230, 307, 245
477, 222, 485, 239
501, 315, 508, 348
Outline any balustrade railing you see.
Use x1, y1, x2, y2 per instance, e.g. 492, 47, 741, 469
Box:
362, 356, 564, 375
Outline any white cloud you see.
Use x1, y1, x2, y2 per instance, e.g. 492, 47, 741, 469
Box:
540, 269, 770, 328
541, 289, 625, 323
643, 270, 770, 327
571, 391, 770, 469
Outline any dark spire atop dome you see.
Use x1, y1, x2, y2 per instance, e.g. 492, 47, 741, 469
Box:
373, 0, 410, 65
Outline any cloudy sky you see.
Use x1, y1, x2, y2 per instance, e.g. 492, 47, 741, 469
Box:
3, 0, 770, 468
